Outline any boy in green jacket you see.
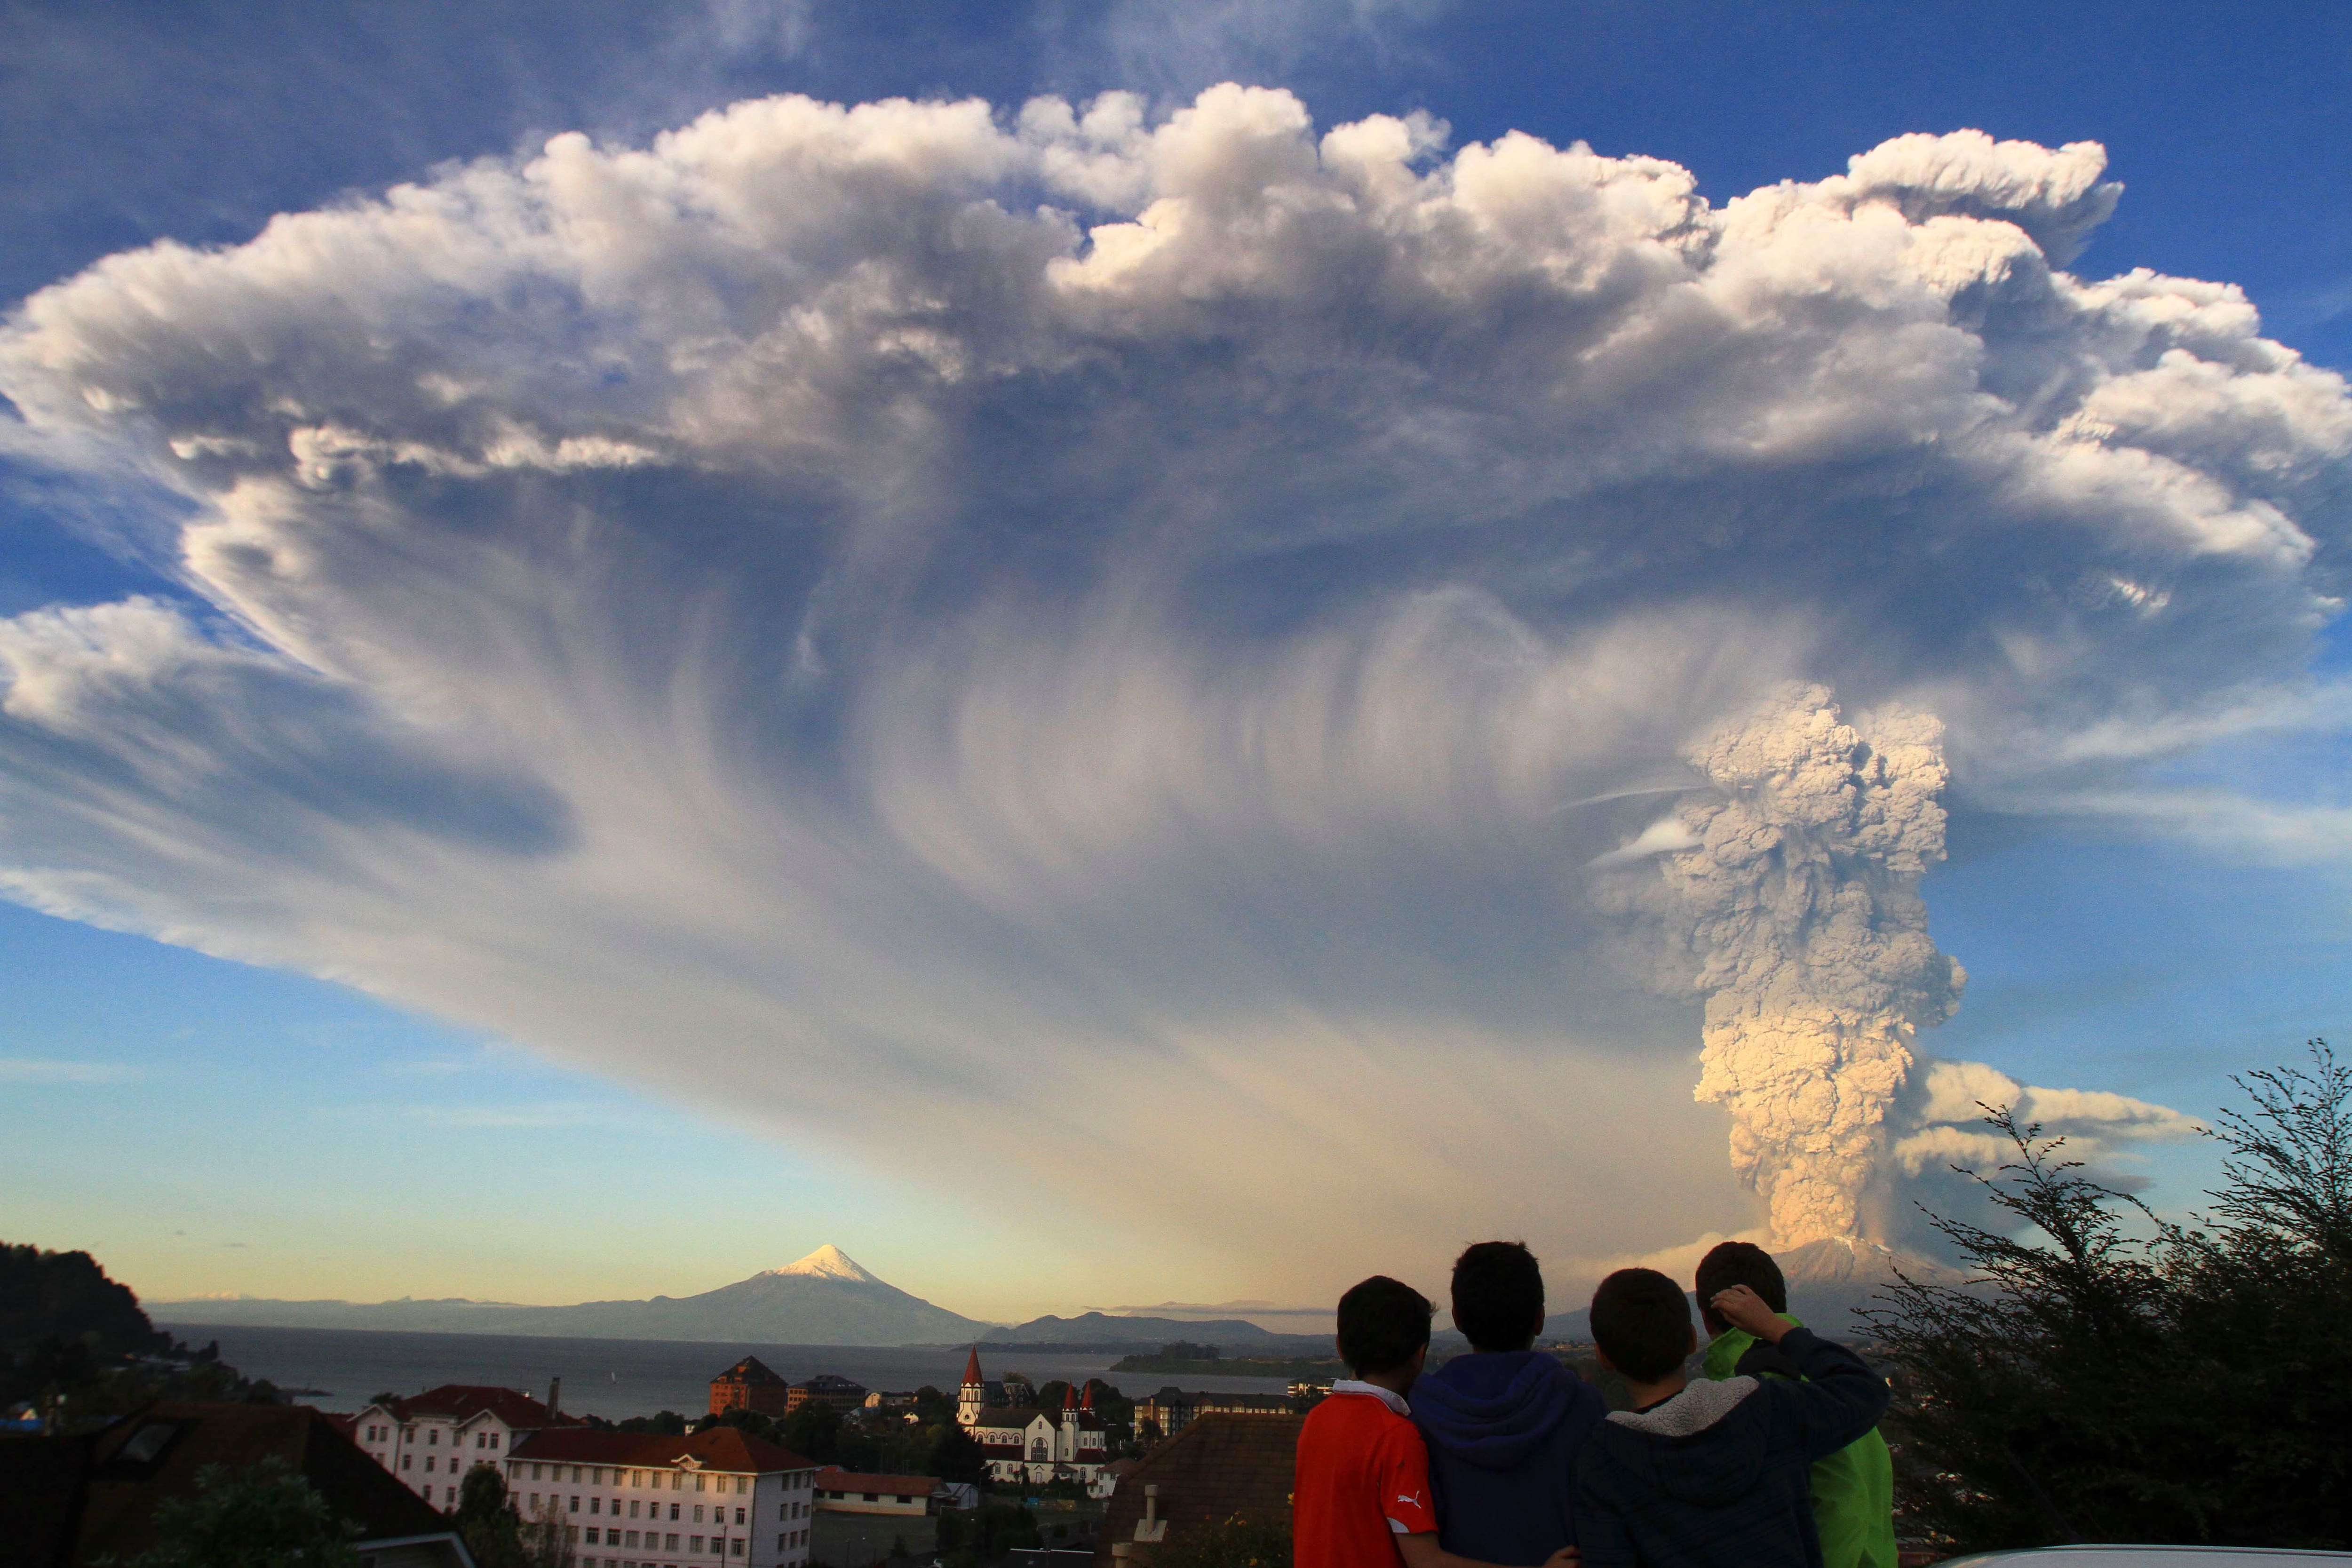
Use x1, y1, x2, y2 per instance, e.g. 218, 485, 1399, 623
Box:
1693, 1243, 1897, 1568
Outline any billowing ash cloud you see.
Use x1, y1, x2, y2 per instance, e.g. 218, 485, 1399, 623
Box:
1595, 685, 1964, 1247
1, 89, 2347, 1289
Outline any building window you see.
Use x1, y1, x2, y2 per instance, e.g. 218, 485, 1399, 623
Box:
666, 1535, 680, 1550
586, 1529, 600, 1544
401, 1456, 413, 1471
669, 1504, 680, 1520
734, 1509, 745, 1525
489, 1433, 501, 1449
691, 1537, 704, 1553
571, 1496, 581, 1513
426, 1457, 437, 1473
731, 1541, 744, 1557
428, 1431, 439, 1445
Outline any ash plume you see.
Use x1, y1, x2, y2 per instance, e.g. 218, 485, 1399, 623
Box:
1602, 685, 1965, 1246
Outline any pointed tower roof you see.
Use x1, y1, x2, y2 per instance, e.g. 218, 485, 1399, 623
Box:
1080, 1381, 1096, 1413
962, 1346, 984, 1387
1062, 1383, 1079, 1411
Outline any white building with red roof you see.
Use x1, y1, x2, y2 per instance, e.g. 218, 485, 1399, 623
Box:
505, 1425, 820, 1568
353, 1383, 579, 1510
811, 1466, 937, 1516
957, 1349, 1109, 1488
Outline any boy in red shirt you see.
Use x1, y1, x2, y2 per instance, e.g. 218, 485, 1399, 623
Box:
1295, 1276, 1579, 1568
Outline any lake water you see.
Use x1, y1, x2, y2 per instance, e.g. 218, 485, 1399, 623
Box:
153, 1321, 1296, 1420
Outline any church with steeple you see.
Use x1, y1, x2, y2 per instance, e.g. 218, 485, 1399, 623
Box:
955, 1346, 1110, 1486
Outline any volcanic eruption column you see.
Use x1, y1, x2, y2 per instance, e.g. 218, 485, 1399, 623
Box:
1610, 684, 1965, 1247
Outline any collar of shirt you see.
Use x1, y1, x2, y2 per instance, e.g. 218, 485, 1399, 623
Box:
1329, 1379, 1411, 1417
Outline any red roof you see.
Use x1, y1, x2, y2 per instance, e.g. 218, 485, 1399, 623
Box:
510, 1426, 816, 1474
377, 1384, 575, 1429
816, 1467, 936, 1497
713, 1356, 786, 1387
962, 1346, 984, 1386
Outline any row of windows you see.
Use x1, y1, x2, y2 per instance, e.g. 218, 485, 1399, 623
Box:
571, 1528, 747, 1557
537, 1495, 747, 1525
365, 1423, 500, 1450
401, 1453, 493, 1474
516, 1464, 759, 1492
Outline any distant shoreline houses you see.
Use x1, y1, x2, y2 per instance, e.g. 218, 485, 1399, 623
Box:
350, 1345, 1308, 1538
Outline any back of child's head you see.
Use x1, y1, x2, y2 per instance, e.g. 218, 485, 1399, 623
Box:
1589, 1267, 1692, 1383
1336, 1275, 1433, 1375
1694, 1241, 1788, 1326
1450, 1241, 1545, 1353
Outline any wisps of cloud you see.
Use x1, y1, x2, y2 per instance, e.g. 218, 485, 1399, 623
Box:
0, 90, 2345, 1289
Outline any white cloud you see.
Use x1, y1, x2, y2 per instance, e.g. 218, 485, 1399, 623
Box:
0, 90, 2344, 1290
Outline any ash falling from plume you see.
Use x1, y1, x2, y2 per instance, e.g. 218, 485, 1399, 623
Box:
1601, 685, 1965, 1246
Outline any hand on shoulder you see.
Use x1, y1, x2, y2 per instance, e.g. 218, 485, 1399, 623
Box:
1706, 1284, 1792, 1344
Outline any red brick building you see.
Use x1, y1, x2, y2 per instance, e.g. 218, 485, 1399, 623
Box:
709, 1356, 791, 1418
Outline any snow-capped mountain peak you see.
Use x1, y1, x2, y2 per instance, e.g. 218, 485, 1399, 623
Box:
768, 1244, 877, 1284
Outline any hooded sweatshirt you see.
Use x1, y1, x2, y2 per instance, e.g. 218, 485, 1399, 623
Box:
1573, 1326, 1889, 1568
1411, 1350, 1607, 1565
1703, 1317, 1898, 1568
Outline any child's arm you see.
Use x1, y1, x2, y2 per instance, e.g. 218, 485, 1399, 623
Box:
1396, 1533, 1578, 1568
1709, 1284, 1890, 1460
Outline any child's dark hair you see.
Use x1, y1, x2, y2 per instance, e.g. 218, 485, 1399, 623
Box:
1451, 1241, 1545, 1353
1694, 1241, 1788, 1329
1589, 1267, 1692, 1383
1337, 1275, 1433, 1374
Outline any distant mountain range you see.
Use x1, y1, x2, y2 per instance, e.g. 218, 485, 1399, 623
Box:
974, 1307, 1327, 1354
154, 1237, 1954, 1351
153, 1246, 991, 1347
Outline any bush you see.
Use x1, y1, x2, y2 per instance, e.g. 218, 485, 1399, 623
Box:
114, 1456, 359, 1568
1148, 1514, 1291, 1568
1872, 1040, 2352, 1552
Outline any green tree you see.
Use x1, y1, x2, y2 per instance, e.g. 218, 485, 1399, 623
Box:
115, 1456, 359, 1568
456, 1466, 529, 1568
1873, 1040, 2352, 1552
1148, 1514, 1292, 1568
778, 1399, 841, 1464
518, 1499, 576, 1568
934, 1502, 1038, 1568
926, 1420, 985, 1483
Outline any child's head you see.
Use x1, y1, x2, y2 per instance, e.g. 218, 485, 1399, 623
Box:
1451, 1241, 1546, 1353
1588, 1267, 1695, 1384
1336, 1274, 1434, 1377
1693, 1241, 1788, 1337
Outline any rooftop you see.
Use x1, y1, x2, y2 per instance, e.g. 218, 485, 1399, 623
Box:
815, 1467, 937, 1497
1095, 1412, 1303, 1566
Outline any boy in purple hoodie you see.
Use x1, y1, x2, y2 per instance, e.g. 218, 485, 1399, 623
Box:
1412, 1242, 1609, 1566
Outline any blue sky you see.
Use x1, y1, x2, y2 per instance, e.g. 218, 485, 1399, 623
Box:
2, 0, 2348, 1320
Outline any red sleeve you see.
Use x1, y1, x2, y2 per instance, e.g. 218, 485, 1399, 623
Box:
1376, 1420, 1437, 1536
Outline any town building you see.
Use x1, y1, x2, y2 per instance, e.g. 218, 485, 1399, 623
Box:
969, 1382, 1110, 1488
710, 1357, 791, 1418
354, 1383, 577, 1509
955, 1348, 1014, 1426
504, 1425, 820, 1568
784, 1373, 868, 1414
812, 1466, 937, 1516
1130, 1388, 1293, 1443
